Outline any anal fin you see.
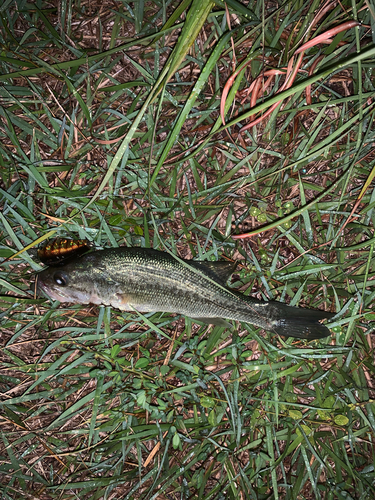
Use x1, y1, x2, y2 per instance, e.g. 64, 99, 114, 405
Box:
190, 316, 233, 328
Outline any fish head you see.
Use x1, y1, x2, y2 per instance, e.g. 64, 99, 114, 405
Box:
36, 255, 104, 305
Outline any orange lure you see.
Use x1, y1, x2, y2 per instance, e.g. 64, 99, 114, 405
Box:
38, 238, 91, 266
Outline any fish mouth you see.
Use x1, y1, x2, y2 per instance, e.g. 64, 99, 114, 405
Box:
36, 277, 67, 302
36, 278, 54, 298
36, 276, 92, 304
34, 276, 47, 296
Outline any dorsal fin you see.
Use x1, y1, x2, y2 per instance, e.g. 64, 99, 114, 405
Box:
189, 260, 237, 285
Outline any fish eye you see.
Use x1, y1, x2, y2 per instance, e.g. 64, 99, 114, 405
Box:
53, 271, 69, 287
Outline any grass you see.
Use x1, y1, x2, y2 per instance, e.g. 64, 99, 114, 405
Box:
1, 0, 375, 498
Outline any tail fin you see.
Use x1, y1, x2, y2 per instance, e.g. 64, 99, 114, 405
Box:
268, 302, 335, 340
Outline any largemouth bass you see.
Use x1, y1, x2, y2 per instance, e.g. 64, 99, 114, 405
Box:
37, 247, 334, 339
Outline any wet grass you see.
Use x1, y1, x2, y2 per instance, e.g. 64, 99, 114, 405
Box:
1, 0, 375, 498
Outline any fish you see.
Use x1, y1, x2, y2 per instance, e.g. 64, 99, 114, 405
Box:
36, 247, 335, 340
38, 238, 91, 266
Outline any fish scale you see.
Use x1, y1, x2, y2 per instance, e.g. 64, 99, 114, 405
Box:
90, 250, 262, 320
37, 246, 335, 339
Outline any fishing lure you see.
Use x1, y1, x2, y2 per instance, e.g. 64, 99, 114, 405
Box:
38, 238, 91, 266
